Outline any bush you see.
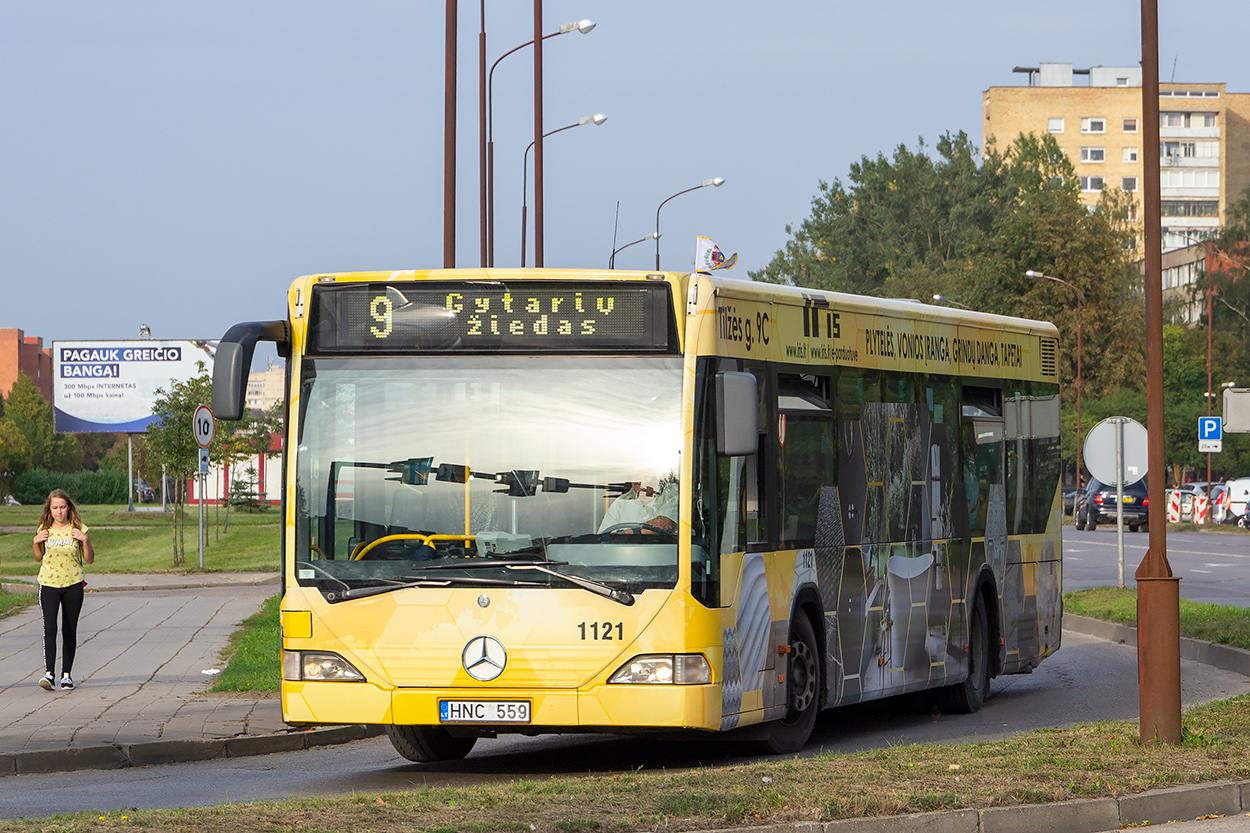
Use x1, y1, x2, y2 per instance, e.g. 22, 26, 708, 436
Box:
13, 468, 130, 506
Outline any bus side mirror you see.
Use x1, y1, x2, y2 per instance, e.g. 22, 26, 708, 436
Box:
212, 321, 290, 420
716, 371, 759, 456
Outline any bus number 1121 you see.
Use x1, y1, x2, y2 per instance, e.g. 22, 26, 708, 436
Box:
578, 621, 623, 641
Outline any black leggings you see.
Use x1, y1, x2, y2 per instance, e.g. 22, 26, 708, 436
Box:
40, 582, 85, 676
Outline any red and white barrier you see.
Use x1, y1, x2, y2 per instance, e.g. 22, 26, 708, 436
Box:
1167, 491, 1181, 523
1194, 495, 1209, 524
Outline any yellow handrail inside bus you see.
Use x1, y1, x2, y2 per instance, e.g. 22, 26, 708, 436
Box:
350, 533, 477, 560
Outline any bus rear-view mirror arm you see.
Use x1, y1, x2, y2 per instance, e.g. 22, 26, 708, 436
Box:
212, 320, 290, 420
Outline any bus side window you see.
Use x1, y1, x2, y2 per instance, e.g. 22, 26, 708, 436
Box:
777, 373, 833, 549
961, 386, 1004, 535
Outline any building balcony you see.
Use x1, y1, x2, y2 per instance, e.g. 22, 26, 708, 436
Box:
1159, 126, 1220, 139
1160, 156, 1220, 168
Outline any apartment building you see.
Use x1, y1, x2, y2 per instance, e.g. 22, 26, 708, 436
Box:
983, 62, 1250, 252
0, 329, 53, 402
245, 359, 285, 412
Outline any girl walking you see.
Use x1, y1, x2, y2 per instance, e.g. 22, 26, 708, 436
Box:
32, 489, 93, 691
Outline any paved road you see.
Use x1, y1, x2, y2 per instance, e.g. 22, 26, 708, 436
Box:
3, 628, 1247, 820
1064, 526, 1250, 605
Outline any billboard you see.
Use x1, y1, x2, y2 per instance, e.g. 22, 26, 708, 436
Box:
53, 340, 216, 433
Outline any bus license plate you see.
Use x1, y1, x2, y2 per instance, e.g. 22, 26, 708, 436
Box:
440, 700, 531, 724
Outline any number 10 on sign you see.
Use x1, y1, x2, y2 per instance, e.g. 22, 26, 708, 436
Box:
194, 405, 215, 448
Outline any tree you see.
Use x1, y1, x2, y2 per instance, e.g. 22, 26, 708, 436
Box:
145, 364, 213, 566
214, 400, 281, 533
752, 131, 1007, 296
752, 131, 1148, 478
0, 418, 31, 499
4, 373, 83, 472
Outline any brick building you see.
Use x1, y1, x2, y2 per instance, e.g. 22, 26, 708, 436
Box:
983, 63, 1250, 252
0, 329, 53, 403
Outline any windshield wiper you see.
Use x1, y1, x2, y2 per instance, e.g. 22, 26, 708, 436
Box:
410, 557, 635, 606
325, 573, 547, 602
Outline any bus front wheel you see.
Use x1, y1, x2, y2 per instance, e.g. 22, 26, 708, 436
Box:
385, 724, 476, 762
936, 591, 990, 714
761, 613, 820, 755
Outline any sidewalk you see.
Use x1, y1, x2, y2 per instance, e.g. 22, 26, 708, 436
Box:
0, 573, 376, 776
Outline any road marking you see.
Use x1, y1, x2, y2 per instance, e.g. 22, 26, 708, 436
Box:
1071, 540, 1250, 559
1191, 569, 1213, 574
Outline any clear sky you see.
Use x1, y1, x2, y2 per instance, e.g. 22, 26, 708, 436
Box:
3, 1, 1247, 365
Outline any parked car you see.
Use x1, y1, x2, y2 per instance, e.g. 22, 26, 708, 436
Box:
134, 479, 155, 504
1063, 487, 1078, 516
1217, 477, 1250, 527
1075, 477, 1149, 532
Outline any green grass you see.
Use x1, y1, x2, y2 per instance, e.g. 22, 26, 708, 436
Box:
0, 586, 36, 618
1065, 586, 1250, 650
0, 504, 280, 573
211, 595, 281, 692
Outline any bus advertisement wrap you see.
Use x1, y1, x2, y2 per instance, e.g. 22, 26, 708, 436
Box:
53, 340, 216, 433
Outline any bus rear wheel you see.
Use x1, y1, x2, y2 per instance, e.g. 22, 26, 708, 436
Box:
385, 724, 477, 762
761, 613, 820, 754
936, 592, 990, 714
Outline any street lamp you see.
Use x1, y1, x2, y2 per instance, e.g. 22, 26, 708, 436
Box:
520, 114, 606, 267
931, 294, 972, 310
1026, 270, 1084, 487
483, 19, 595, 266
654, 178, 725, 270
609, 233, 660, 269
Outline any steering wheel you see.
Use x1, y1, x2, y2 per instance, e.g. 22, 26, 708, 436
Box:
600, 522, 672, 536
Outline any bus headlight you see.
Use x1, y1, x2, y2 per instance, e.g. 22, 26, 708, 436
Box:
608, 654, 711, 685
283, 650, 365, 682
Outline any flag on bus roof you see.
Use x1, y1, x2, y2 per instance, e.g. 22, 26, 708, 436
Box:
695, 236, 738, 274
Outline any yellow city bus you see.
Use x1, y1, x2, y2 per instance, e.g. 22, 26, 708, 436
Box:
212, 268, 1062, 760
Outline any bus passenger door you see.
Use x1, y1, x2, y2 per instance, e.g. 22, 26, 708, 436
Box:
960, 387, 1006, 665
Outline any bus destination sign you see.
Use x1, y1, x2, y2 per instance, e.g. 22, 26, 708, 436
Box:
307, 281, 674, 354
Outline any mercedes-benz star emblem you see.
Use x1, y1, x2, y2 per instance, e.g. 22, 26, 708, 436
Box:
462, 635, 507, 681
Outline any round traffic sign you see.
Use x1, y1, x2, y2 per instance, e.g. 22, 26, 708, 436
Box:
193, 405, 215, 448
1083, 416, 1147, 486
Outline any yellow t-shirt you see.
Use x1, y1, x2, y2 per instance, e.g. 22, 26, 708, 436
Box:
37, 525, 88, 588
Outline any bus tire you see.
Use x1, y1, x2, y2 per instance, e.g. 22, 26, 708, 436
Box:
761, 613, 820, 755
385, 724, 476, 762
936, 592, 990, 714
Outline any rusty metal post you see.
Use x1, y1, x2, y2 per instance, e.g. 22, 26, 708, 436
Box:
1136, 0, 1182, 745
532, 0, 544, 267
444, 0, 458, 268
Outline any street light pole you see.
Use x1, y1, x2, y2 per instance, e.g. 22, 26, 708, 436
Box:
483, 19, 594, 267
520, 114, 606, 267
654, 178, 725, 270
1026, 270, 1084, 488
609, 232, 660, 269
444, 0, 458, 268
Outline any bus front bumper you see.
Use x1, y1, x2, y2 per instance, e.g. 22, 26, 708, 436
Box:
282, 680, 723, 731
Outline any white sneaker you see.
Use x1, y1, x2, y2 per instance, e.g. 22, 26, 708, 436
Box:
38, 672, 55, 691
60, 673, 74, 691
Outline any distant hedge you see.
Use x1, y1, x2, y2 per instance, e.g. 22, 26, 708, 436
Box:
13, 469, 129, 506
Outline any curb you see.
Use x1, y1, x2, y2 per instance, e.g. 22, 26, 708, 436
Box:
712, 781, 1250, 833
1063, 613, 1250, 677
0, 724, 386, 777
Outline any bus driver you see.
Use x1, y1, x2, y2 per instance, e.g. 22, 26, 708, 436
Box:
598, 479, 678, 533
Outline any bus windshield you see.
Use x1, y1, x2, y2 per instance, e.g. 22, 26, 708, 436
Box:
293, 355, 684, 597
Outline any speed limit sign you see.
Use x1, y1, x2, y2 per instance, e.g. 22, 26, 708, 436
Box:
193, 405, 215, 448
